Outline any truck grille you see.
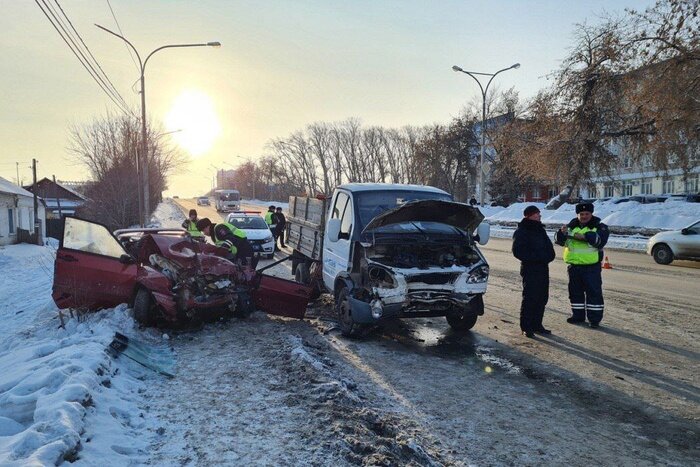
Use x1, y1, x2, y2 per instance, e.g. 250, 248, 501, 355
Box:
406, 273, 459, 285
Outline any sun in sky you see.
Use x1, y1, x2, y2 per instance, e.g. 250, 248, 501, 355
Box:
165, 90, 221, 157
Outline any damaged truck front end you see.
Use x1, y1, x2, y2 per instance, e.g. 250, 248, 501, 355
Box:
347, 199, 490, 332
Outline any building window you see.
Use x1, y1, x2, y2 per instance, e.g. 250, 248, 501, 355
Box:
623, 183, 633, 196
663, 179, 675, 194
623, 157, 632, 169
641, 180, 652, 195
588, 185, 597, 199
532, 186, 541, 199
8, 208, 14, 234
604, 183, 614, 198
685, 175, 698, 193
548, 187, 558, 199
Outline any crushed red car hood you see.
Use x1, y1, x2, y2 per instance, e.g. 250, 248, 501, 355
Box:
138, 235, 237, 275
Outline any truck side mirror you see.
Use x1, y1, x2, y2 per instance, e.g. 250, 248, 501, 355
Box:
327, 219, 341, 243
476, 222, 490, 245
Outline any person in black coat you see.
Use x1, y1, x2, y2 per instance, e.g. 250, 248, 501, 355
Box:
512, 205, 556, 338
273, 207, 286, 249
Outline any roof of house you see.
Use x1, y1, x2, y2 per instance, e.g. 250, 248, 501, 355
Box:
0, 176, 34, 197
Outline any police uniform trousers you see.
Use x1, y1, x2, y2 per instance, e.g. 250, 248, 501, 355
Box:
567, 262, 604, 323
520, 263, 549, 332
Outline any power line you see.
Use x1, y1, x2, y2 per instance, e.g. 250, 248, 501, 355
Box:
105, 0, 140, 74
34, 0, 132, 115
53, 0, 133, 111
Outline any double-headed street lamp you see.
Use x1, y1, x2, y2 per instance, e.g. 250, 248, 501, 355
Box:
452, 63, 520, 206
96, 24, 220, 226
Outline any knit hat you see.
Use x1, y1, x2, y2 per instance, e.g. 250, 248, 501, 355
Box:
189, 209, 197, 216
575, 202, 594, 214
196, 218, 212, 231
523, 205, 540, 217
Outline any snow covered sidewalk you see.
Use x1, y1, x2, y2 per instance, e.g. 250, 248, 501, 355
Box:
0, 243, 161, 465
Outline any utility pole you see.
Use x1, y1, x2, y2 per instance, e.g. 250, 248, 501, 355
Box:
16, 162, 20, 186
53, 175, 63, 218
32, 159, 40, 244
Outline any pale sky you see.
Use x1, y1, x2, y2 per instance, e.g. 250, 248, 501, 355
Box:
0, 0, 654, 198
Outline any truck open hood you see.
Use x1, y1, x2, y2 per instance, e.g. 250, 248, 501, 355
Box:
362, 199, 484, 234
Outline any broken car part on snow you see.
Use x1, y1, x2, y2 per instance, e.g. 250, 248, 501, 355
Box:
52, 216, 313, 326
286, 183, 492, 336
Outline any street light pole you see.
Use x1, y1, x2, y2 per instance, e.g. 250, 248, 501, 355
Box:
96, 24, 220, 226
452, 63, 520, 206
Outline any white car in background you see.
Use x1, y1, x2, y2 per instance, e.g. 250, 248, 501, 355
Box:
647, 220, 700, 264
226, 212, 275, 259
196, 196, 210, 206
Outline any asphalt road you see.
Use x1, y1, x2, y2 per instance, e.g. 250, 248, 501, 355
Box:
174, 197, 699, 421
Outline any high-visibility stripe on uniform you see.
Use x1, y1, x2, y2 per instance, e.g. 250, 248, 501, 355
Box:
213, 222, 247, 255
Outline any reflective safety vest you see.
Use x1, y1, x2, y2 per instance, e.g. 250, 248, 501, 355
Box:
265, 211, 274, 225
185, 219, 204, 237
212, 222, 247, 256
563, 226, 600, 265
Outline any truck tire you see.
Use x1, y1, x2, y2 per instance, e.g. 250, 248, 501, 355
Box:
133, 288, 156, 326
295, 262, 310, 285
446, 295, 483, 332
336, 287, 363, 337
446, 313, 478, 332
652, 244, 673, 265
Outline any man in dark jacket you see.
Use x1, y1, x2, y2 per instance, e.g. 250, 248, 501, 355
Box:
554, 202, 609, 328
273, 206, 286, 249
512, 205, 556, 338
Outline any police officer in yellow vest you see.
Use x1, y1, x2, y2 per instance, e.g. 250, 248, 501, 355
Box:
554, 202, 609, 328
196, 217, 254, 264
182, 209, 205, 240
265, 205, 276, 228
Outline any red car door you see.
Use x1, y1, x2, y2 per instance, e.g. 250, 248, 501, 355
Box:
252, 275, 313, 319
53, 217, 137, 310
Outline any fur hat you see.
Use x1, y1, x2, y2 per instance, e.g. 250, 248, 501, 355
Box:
575, 202, 594, 214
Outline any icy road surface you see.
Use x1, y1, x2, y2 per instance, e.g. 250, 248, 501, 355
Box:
0, 199, 697, 466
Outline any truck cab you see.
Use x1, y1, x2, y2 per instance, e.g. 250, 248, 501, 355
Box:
288, 183, 491, 336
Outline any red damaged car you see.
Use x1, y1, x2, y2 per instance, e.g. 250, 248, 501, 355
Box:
52, 216, 312, 326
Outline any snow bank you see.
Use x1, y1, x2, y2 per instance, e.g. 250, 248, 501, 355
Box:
484, 200, 699, 231
0, 243, 161, 465
149, 199, 186, 228
243, 199, 290, 211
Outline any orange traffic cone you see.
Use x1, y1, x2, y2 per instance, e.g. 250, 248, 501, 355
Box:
602, 256, 613, 269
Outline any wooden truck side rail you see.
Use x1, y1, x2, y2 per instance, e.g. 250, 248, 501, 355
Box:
286, 196, 329, 262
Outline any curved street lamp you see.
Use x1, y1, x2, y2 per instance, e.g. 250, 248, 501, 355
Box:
452, 63, 520, 206
96, 24, 220, 226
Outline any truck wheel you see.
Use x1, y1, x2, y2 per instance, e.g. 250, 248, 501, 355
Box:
336, 287, 362, 337
652, 244, 673, 265
295, 262, 310, 285
446, 313, 478, 332
133, 288, 156, 326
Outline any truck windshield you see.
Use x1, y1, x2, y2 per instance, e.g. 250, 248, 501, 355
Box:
219, 192, 240, 201
355, 191, 453, 232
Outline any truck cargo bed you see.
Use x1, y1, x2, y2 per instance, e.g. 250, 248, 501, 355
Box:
286, 196, 328, 261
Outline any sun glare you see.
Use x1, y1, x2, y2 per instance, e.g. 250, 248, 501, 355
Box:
165, 90, 221, 157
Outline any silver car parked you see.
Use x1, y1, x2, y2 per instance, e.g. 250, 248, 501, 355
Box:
647, 220, 700, 264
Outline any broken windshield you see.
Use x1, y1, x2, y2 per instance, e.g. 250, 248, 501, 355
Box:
356, 191, 453, 232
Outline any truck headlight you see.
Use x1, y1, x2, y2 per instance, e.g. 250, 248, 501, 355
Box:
467, 265, 489, 283
370, 299, 383, 319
